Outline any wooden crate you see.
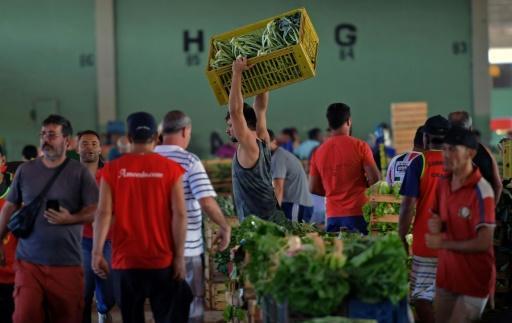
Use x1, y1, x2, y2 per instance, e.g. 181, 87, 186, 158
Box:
247, 299, 263, 323
367, 194, 401, 234
203, 206, 238, 305
205, 281, 229, 311
203, 159, 233, 193
391, 102, 428, 154
205, 8, 319, 105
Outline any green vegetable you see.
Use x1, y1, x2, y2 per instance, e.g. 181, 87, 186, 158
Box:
269, 247, 349, 317
362, 203, 372, 223
216, 195, 236, 217
392, 182, 402, 197
377, 181, 391, 195
213, 225, 244, 276
237, 216, 287, 294
305, 318, 377, 323
223, 304, 246, 321
209, 13, 302, 69
268, 211, 320, 236
344, 234, 409, 304
206, 162, 231, 181
370, 222, 398, 234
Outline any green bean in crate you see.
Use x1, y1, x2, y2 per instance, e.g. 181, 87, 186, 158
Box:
209, 12, 301, 69
205, 8, 319, 105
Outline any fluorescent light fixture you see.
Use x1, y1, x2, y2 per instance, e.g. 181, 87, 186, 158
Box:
489, 48, 512, 64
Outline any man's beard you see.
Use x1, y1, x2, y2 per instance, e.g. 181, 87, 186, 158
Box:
230, 136, 238, 143
82, 157, 99, 164
81, 152, 99, 164
42, 143, 65, 160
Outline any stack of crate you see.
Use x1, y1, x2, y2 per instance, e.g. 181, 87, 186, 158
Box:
204, 216, 239, 311
367, 194, 401, 235
391, 102, 428, 154
203, 159, 233, 194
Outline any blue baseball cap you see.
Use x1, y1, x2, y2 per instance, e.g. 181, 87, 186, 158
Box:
127, 112, 157, 141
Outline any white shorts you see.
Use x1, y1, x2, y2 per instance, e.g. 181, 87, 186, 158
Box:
435, 288, 488, 322
185, 256, 204, 321
410, 256, 438, 302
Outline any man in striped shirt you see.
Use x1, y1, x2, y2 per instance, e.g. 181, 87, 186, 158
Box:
155, 110, 231, 323
385, 126, 424, 185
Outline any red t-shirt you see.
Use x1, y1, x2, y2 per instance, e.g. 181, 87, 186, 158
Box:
434, 168, 496, 297
309, 135, 376, 217
102, 153, 184, 270
0, 198, 17, 284
400, 150, 446, 257
83, 168, 112, 240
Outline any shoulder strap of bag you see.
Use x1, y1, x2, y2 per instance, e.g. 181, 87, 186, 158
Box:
36, 158, 70, 200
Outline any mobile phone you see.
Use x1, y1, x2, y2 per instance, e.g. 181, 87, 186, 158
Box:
46, 200, 60, 211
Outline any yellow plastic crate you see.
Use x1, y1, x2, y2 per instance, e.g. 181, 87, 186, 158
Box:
205, 8, 319, 105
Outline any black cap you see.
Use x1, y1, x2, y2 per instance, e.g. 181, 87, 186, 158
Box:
127, 112, 157, 141
424, 115, 450, 136
444, 126, 478, 150
413, 126, 424, 147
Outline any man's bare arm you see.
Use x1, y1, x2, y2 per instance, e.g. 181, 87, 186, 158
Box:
171, 176, 187, 279
364, 163, 381, 186
253, 92, 270, 145
228, 57, 259, 156
44, 204, 97, 225
427, 226, 494, 253
91, 180, 113, 279
273, 178, 285, 205
0, 202, 18, 239
398, 196, 416, 251
199, 196, 231, 251
92, 180, 113, 257
309, 175, 325, 196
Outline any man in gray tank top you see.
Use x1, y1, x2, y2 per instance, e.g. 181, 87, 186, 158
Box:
225, 57, 278, 221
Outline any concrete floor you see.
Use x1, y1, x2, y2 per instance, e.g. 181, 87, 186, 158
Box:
90, 307, 224, 323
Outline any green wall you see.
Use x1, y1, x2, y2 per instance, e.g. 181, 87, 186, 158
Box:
0, 0, 96, 159
491, 89, 512, 118
0, 0, 473, 158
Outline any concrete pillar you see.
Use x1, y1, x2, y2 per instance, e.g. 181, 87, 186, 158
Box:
95, 0, 117, 128
471, 0, 492, 141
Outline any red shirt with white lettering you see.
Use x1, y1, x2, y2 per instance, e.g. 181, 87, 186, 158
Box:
309, 135, 376, 217
434, 167, 496, 297
101, 153, 184, 270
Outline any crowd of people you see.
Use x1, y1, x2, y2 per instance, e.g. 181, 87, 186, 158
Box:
0, 56, 503, 323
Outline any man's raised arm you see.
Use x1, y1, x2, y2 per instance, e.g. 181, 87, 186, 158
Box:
228, 57, 258, 153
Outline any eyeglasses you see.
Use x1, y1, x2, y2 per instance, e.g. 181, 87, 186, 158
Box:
39, 131, 63, 140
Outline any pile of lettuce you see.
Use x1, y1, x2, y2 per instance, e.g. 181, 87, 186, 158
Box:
215, 216, 409, 318
344, 234, 409, 304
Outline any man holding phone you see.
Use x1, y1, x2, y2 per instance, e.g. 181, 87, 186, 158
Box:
0, 115, 99, 323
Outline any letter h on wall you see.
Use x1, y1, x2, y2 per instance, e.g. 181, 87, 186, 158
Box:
183, 30, 204, 66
